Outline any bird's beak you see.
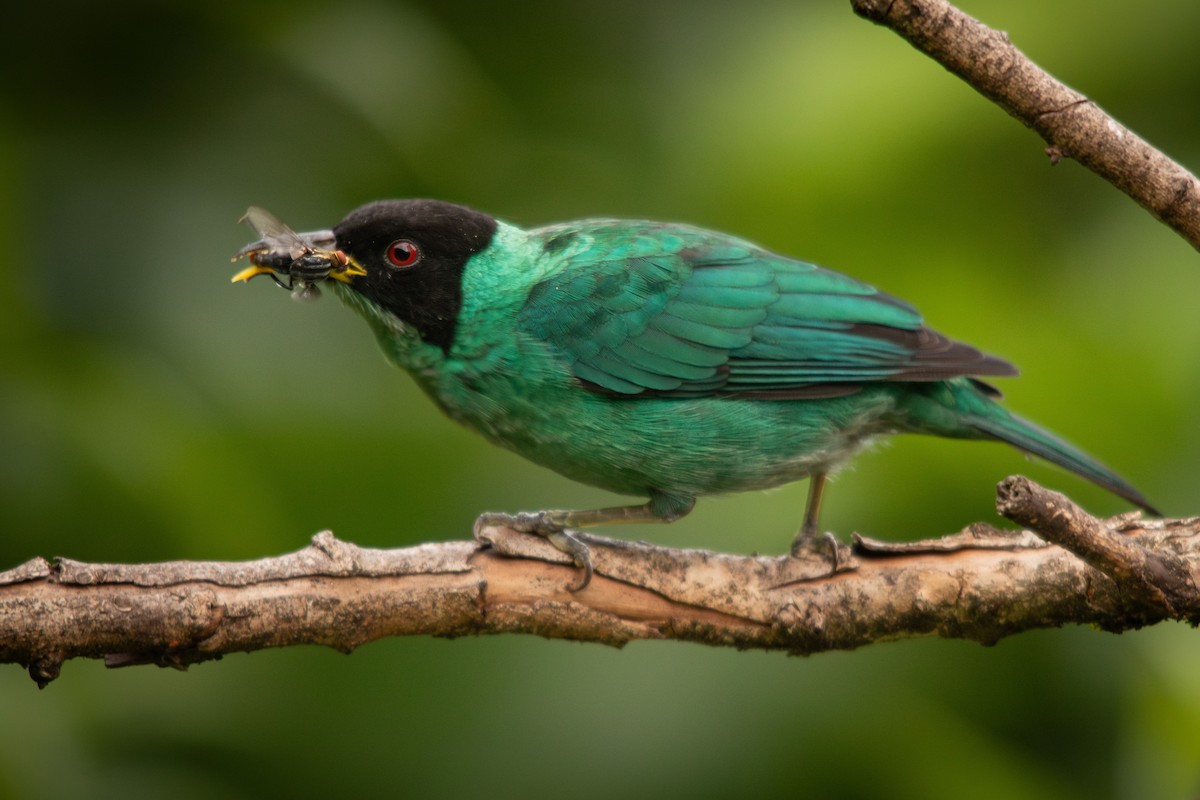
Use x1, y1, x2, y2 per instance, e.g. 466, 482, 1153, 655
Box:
230, 262, 278, 284
326, 256, 368, 283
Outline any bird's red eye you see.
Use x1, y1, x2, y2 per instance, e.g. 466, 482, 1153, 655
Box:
387, 240, 420, 268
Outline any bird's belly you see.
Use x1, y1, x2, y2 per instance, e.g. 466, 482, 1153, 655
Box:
445, 380, 900, 500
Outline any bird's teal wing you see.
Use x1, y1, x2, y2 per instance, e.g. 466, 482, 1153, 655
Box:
519, 222, 1015, 398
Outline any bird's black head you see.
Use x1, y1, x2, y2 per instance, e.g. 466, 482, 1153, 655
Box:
333, 199, 498, 353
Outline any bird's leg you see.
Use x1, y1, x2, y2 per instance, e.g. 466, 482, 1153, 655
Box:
799, 471, 827, 540
474, 493, 694, 592
790, 471, 845, 571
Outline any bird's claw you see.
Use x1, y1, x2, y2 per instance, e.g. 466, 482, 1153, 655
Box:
545, 529, 594, 592
790, 530, 850, 574
473, 511, 594, 592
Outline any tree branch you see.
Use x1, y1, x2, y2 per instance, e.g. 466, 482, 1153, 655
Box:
850, 0, 1200, 252
3, 477, 1197, 687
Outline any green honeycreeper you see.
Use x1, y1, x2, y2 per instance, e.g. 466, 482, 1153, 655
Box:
233, 199, 1156, 589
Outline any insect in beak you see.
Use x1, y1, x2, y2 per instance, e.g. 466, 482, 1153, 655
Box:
231, 207, 364, 300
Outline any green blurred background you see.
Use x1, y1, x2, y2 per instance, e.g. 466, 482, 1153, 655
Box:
2, 0, 1198, 797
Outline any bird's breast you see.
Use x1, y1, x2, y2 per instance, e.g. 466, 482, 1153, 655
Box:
425, 347, 903, 499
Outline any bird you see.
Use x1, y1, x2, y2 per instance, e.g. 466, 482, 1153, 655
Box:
232, 199, 1157, 589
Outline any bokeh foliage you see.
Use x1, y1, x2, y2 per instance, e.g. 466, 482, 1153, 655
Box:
2, 1, 1199, 797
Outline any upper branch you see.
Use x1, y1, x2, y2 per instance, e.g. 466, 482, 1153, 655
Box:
850, 0, 1200, 252
2, 478, 1197, 687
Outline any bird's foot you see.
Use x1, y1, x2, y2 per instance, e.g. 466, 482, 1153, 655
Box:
789, 529, 851, 575
473, 511, 594, 592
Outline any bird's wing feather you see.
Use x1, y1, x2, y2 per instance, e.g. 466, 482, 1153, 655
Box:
519, 222, 1015, 398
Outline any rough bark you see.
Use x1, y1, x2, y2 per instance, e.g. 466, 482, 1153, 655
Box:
3, 477, 1196, 687
850, 0, 1200, 252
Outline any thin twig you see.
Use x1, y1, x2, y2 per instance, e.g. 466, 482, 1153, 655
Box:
996, 476, 1200, 616
850, 0, 1200, 251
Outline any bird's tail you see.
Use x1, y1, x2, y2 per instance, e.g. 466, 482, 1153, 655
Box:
899, 379, 1159, 515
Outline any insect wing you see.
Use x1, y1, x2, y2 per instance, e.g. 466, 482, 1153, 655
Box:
240, 206, 309, 261
290, 281, 322, 302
